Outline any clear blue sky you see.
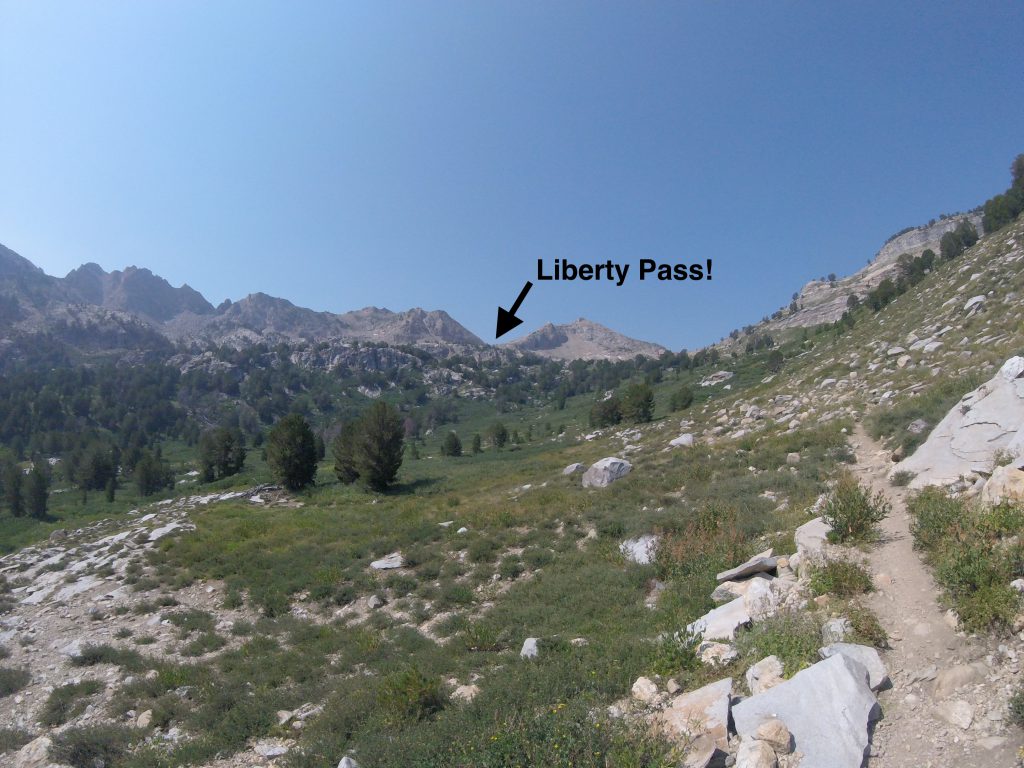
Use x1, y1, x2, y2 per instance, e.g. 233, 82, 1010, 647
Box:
2, 1, 1022, 350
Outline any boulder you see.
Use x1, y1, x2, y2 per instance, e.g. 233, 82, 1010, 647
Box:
670, 434, 695, 448
520, 637, 539, 659
657, 677, 732, 748
893, 357, 1024, 488
733, 654, 880, 768
338, 758, 360, 768
786, 452, 801, 465
631, 676, 659, 703
716, 548, 777, 584
819, 643, 888, 691
562, 462, 586, 475
821, 617, 852, 644
746, 655, 784, 695
754, 718, 793, 754
619, 535, 659, 565
711, 573, 772, 603
735, 737, 778, 768
686, 596, 750, 641
794, 517, 831, 567
370, 552, 405, 570
581, 457, 633, 488
12, 736, 51, 768
981, 464, 1024, 506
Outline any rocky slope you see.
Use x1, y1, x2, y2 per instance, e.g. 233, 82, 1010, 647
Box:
750, 212, 984, 335
503, 318, 667, 361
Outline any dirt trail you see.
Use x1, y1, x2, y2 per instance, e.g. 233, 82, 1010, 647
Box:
851, 424, 1022, 767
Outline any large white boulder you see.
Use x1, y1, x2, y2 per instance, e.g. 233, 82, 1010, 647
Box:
686, 596, 751, 641
581, 457, 632, 488
732, 654, 880, 768
893, 357, 1024, 488
670, 433, 695, 448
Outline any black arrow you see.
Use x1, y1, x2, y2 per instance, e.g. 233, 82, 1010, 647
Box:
495, 280, 533, 339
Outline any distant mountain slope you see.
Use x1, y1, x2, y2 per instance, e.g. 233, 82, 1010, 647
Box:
505, 318, 666, 360
0, 243, 486, 351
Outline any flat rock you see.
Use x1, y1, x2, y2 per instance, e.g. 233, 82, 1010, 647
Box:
657, 677, 732, 748
581, 457, 633, 488
698, 641, 738, 666
562, 462, 586, 475
933, 664, 983, 698
733, 654, 880, 768
670, 433, 695, 448
370, 552, 405, 570
819, 643, 888, 691
687, 596, 750, 641
716, 548, 777, 584
936, 699, 974, 729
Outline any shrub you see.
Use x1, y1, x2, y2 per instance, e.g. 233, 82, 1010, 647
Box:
48, 725, 136, 768
41, 680, 103, 726
621, 383, 655, 423
1009, 685, 1024, 727
890, 470, 915, 487
735, 611, 822, 677
809, 559, 873, 597
440, 431, 462, 457
376, 667, 446, 726
822, 471, 890, 543
0, 666, 31, 697
0, 728, 32, 753
670, 385, 695, 411
845, 601, 889, 648
71, 644, 148, 672
909, 488, 964, 553
589, 396, 622, 428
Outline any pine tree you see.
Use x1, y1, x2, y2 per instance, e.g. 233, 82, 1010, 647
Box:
26, 465, 49, 519
441, 431, 462, 457
356, 401, 404, 492
267, 414, 319, 491
2, 463, 24, 517
332, 421, 360, 484
471, 434, 482, 454
621, 383, 654, 423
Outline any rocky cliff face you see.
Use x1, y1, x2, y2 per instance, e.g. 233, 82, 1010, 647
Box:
505, 318, 667, 360
763, 212, 984, 333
